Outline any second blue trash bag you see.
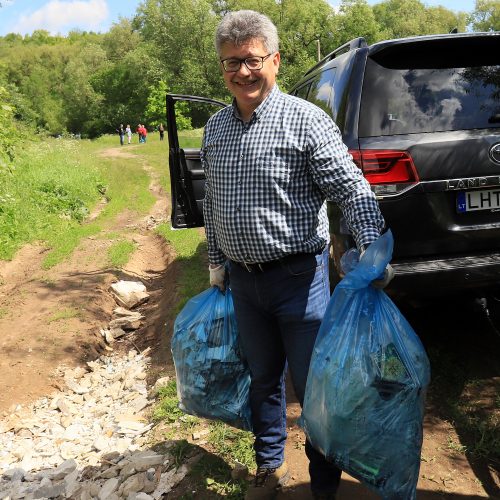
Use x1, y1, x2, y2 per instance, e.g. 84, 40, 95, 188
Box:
171, 286, 252, 431
300, 231, 431, 499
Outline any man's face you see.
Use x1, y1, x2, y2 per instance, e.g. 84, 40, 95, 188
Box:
220, 39, 280, 115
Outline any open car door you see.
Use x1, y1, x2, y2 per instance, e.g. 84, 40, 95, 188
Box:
166, 94, 227, 229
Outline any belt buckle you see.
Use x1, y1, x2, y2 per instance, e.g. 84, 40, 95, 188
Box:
242, 261, 264, 272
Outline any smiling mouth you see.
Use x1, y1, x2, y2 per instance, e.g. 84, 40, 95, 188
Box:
233, 80, 258, 86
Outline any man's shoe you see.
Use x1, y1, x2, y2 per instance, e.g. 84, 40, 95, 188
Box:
311, 489, 337, 500
244, 462, 290, 500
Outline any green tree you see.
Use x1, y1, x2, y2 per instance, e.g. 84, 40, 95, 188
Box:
63, 44, 107, 136
135, 0, 226, 98
425, 6, 468, 33
220, 0, 338, 90
373, 0, 435, 37
335, 0, 382, 46
102, 19, 142, 61
470, 0, 500, 31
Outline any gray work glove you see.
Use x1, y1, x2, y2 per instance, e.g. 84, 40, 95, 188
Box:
209, 264, 226, 292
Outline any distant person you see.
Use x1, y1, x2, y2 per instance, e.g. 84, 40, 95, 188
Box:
116, 124, 125, 146
137, 124, 143, 143
126, 124, 132, 144
159, 123, 165, 141
142, 125, 148, 143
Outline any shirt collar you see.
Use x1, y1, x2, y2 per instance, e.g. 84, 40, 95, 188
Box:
231, 85, 280, 123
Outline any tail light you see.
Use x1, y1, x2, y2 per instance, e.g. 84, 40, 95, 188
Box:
349, 150, 419, 196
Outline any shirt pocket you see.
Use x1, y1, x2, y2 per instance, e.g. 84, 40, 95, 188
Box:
255, 157, 291, 192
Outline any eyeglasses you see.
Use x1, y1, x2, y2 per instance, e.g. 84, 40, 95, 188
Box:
220, 53, 273, 72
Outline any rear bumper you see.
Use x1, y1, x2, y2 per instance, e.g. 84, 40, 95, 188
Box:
388, 252, 500, 299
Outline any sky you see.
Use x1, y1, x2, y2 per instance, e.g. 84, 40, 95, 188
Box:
0, 0, 477, 37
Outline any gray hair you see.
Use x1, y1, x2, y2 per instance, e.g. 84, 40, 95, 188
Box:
215, 10, 279, 57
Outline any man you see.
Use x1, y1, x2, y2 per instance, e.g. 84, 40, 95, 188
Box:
202, 10, 392, 500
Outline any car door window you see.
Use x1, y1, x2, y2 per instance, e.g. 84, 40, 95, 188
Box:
167, 95, 227, 228
307, 68, 336, 116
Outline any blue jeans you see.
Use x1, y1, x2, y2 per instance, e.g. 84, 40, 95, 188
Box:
229, 248, 342, 493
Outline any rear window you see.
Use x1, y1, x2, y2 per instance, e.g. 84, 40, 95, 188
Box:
359, 40, 500, 136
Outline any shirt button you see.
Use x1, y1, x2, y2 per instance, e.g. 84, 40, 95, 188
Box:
240, 153, 244, 158
236, 207, 240, 212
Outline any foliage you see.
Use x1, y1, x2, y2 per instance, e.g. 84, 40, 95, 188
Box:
0, 0, 489, 138
336, 0, 383, 47
470, 0, 500, 31
0, 139, 104, 260
0, 85, 16, 172
373, 0, 466, 38
153, 380, 186, 422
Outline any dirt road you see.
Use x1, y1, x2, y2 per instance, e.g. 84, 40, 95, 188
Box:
0, 145, 498, 498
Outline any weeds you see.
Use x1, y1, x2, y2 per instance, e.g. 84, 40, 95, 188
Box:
152, 380, 185, 424
47, 307, 81, 323
170, 440, 193, 468
208, 421, 255, 470
107, 239, 136, 268
155, 224, 208, 312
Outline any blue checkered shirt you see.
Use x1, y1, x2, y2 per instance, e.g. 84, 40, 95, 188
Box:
202, 85, 385, 265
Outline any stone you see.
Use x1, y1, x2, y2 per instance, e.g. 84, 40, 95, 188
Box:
2, 468, 25, 482
129, 451, 164, 471
110, 327, 127, 339
64, 468, 81, 498
150, 377, 170, 396
48, 459, 77, 481
152, 465, 189, 499
98, 477, 119, 499
119, 472, 145, 497
129, 493, 154, 500
93, 435, 111, 452
192, 428, 210, 440
33, 481, 65, 499
110, 281, 150, 309
109, 314, 143, 331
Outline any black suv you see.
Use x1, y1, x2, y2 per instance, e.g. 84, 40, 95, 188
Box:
166, 32, 500, 300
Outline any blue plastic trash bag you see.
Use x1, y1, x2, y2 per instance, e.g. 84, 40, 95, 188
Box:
300, 231, 430, 499
171, 286, 252, 431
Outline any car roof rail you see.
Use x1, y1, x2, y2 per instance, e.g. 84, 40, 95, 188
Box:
303, 37, 367, 76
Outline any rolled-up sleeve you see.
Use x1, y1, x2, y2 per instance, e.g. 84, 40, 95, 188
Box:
305, 111, 385, 249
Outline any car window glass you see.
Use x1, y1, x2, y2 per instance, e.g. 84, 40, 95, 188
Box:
294, 83, 311, 100
307, 68, 336, 116
360, 58, 500, 136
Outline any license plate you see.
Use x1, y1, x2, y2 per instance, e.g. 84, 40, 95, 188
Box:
457, 189, 500, 213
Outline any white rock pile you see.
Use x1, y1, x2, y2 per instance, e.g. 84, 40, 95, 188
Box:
0, 349, 187, 499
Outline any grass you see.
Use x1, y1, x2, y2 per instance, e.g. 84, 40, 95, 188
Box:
152, 380, 186, 424
208, 421, 255, 470
0, 135, 156, 268
107, 239, 136, 268
152, 380, 253, 499
155, 224, 208, 313
426, 339, 500, 463
47, 306, 81, 323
